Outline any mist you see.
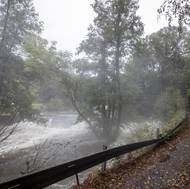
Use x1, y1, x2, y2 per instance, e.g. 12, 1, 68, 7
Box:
0, 0, 189, 188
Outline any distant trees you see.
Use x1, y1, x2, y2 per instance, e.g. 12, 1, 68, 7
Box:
0, 0, 42, 119
126, 26, 190, 120
0, 0, 42, 51
148, 27, 186, 91
158, 0, 190, 116
23, 34, 73, 112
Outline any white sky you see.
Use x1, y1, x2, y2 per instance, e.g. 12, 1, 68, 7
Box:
34, 0, 168, 54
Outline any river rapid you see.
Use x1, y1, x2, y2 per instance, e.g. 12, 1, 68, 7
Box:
0, 112, 162, 188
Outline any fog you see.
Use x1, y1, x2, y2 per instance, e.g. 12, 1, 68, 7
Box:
0, 0, 189, 188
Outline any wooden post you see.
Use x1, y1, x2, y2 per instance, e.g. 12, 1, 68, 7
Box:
102, 145, 107, 171
75, 173, 80, 186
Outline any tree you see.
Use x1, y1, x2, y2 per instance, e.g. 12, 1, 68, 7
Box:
126, 26, 190, 120
0, 0, 42, 51
148, 27, 185, 91
154, 87, 185, 120
158, 0, 190, 32
0, 0, 42, 119
122, 38, 159, 118
158, 1, 190, 116
74, 0, 144, 144
24, 34, 73, 112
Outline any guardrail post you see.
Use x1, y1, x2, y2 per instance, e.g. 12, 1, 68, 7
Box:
156, 128, 160, 139
75, 173, 80, 186
186, 91, 190, 123
102, 145, 107, 171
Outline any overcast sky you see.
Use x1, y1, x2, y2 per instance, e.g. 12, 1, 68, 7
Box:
34, 0, 168, 54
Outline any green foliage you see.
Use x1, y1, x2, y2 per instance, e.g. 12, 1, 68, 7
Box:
129, 124, 156, 142
76, 0, 144, 143
187, 89, 190, 98
0, 0, 42, 120
111, 122, 159, 165
161, 110, 185, 135
0, 0, 42, 50
158, 0, 190, 31
45, 98, 65, 112
154, 88, 185, 120
32, 103, 45, 113
126, 123, 157, 158
0, 52, 34, 119
23, 34, 73, 112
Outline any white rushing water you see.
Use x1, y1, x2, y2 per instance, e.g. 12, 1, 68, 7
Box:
0, 113, 162, 155
0, 113, 95, 155
0, 122, 90, 155
0, 113, 162, 188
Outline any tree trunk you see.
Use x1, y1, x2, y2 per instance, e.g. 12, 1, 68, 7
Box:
99, 41, 109, 139
0, 0, 11, 49
113, 1, 123, 130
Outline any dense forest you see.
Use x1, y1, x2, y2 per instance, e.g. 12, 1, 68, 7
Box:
0, 0, 190, 145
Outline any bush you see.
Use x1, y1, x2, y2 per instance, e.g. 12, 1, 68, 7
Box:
160, 110, 185, 135
110, 121, 160, 166
32, 103, 44, 112
154, 87, 185, 121
45, 98, 64, 112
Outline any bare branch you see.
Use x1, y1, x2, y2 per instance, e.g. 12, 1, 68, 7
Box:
0, 112, 20, 143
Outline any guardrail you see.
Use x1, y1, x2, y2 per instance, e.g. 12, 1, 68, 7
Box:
0, 118, 187, 189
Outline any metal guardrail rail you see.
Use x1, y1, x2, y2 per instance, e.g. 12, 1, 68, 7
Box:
0, 118, 187, 189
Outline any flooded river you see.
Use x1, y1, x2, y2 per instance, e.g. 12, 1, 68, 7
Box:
0, 112, 162, 188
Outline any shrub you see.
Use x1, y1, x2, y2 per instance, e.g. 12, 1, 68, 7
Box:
154, 87, 185, 121
45, 98, 64, 112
